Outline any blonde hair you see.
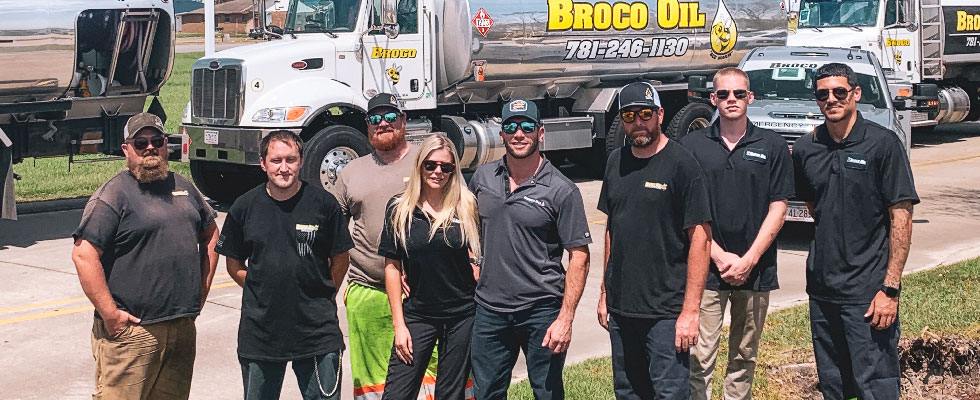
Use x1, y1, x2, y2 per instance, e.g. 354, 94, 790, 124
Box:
713, 67, 751, 90
390, 134, 481, 259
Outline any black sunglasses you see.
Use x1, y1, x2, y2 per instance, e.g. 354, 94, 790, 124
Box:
422, 160, 455, 174
715, 89, 749, 100
367, 111, 400, 125
128, 135, 167, 151
620, 107, 658, 123
815, 87, 855, 102
502, 121, 538, 134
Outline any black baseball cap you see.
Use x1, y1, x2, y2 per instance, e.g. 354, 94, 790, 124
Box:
367, 93, 402, 114
501, 99, 540, 124
618, 82, 662, 111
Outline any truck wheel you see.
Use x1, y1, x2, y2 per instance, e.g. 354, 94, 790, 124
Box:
302, 125, 371, 190
604, 117, 626, 155
666, 102, 714, 139
189, 160, 263, 204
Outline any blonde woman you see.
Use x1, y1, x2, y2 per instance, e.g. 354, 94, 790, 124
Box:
377, 134, 481, 400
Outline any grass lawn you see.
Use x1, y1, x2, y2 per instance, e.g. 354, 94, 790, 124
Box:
509, 257, 980, 399
13, 53, 202, 202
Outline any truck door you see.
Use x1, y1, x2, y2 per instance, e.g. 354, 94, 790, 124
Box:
881, 0, 919, 82
362, 0, 434, 108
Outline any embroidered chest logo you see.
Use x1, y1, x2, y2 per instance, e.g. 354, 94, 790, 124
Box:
522, 196, 547, 207
844, 154, 868, 170
295, 224, 319, 256
743, 148, 768, 163
644, 181, 668, 191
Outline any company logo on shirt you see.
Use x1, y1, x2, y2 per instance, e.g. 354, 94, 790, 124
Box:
522, 196, 547, 207
644, 181, 668, 191
295, 224, 319, 256
846, 156, 866, 166
745, 150, 767, 160
172, 190, 189, 196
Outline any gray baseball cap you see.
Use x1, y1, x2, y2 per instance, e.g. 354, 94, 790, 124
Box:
124, 113, 167, 139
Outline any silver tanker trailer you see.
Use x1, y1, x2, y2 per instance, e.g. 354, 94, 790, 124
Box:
182, 0, 788, 202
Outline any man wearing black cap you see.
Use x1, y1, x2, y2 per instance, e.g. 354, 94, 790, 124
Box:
327, 93, 441, 398
597, 82, 712, 399
71, 112, 219, 399
467, 99, 592, 399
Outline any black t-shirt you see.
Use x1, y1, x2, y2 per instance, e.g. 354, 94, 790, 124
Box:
216, 182, 354, 361
679, 121, 795, 291
792, 113, 919, 304
73, 171, 217, 324
378, 196, 476, 319
598, 141, 712, 319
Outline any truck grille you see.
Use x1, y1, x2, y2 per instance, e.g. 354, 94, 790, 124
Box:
192, 66, 241, 124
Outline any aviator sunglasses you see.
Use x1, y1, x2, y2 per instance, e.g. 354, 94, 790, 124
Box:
620, 107, 658, 123
128, 135, 167, 151
815, 87, 855, 102
715, 89, 749, 100
367, 111, 400, 125
502, 121, 538, 134
422, 160, 455, 174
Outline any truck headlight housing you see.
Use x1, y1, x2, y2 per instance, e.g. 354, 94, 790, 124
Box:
252, 106, 310, 123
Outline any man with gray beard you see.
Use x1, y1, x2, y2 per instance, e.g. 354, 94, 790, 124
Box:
72, 113, 219, 400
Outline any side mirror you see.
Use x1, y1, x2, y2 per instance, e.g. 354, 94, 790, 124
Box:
687, 75, 713, 103
381, 0, 400, 38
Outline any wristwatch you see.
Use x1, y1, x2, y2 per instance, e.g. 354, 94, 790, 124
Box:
880, 284, 901, 298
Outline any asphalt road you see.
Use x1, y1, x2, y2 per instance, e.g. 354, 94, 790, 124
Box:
2, 123, 979, 399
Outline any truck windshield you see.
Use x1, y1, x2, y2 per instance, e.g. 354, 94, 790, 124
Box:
798, 0, 880, 28
285, 0, 362, 34
746, 67, 888, 109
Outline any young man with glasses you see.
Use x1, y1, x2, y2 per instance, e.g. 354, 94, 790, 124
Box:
72, 112, 219, 399
792, 63, 918, 400
467, 99, 592, 399
597, 82, 713, 399
678, 68, 795, 400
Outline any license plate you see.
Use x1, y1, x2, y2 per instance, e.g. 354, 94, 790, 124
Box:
785, 204, 813, 222
204, 129, 219, 145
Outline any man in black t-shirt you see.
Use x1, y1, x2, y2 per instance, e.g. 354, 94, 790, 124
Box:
598, 82, 712, 399
793, 63, 918, 400
72, 113, 219, 400
217, 131, 354, 400
680, 68, 794, 400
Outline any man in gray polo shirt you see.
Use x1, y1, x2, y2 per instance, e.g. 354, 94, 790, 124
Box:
467, 99, 592, 400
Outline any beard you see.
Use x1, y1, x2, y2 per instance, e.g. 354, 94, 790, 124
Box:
370, 129, 406, 152
133, 154, 168, 183
505, 137, 540, 159
628, 127, 660, 148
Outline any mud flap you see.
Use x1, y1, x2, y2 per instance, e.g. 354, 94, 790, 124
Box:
0, 127, 14, 220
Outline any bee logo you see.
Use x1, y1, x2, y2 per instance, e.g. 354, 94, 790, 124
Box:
709, 0, 738, 59
386, 65, 402, 85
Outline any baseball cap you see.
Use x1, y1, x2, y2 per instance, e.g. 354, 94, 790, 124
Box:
501, 99, 539, 124
124, 113, 167, 139
618, 82, 662, 111
367, 93, 402, 114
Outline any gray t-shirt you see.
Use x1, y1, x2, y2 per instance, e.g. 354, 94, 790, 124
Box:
328, 145, 419, 288
468, 157, 592, 312
73, 171, 217, 324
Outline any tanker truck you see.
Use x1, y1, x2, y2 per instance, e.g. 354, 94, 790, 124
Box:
786, 0, 980, 127
181, 0, 788, 202
0, 0, 176, 219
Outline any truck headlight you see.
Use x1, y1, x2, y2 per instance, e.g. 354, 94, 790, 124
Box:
252, 107, 310, 123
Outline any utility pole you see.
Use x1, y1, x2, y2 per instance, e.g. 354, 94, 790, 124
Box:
204, 0, 215, 56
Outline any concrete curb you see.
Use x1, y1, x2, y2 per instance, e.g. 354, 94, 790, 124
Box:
15, 196, 88, 216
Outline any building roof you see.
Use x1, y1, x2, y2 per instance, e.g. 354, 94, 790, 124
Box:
174, 0, 204, 14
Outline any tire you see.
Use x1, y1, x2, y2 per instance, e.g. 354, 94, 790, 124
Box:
301, 125, 372, 190
189, 159, 264, 204
666, 102, 714, 139
604, 116, 626, 155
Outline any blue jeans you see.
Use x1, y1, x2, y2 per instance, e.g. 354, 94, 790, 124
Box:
470, 303, 565, 400
240, 351, 342, 400
609, 314, 690, 400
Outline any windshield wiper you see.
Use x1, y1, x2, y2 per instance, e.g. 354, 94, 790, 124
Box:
847, 25, 863, 31
323, 29, 338, 38
283, 28, 298, 39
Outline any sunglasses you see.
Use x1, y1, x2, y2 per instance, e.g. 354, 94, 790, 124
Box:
367, 111, 400, 125
501, 121, 538, 134
128, 135, 167, 151
422, 160, 455, 174
620, 107, 658, 123
815, 87, 855, 102
715, 89, 749, 100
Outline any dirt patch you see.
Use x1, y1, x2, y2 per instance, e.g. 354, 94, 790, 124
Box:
767, 333, 980, 399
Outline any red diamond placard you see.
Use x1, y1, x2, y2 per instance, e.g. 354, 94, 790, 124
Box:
472, 8, 494, 38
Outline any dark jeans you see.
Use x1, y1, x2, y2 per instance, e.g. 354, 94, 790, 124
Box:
382, 313, 474, 400
470, 303, 565, 400
240, 351, 342, 400
609, 314, 690, 400
809, 300, 900, 400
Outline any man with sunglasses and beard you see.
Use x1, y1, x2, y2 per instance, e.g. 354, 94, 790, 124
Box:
679, 68, 794, 400
597, 82, 712, 399
467, 99, 592, 399
327, 93, 442, 399
72, 113, 219, 400
792, 63, 917, 400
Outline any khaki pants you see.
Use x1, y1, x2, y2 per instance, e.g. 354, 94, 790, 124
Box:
91, 316, 196, 400
690, 290, 769, 400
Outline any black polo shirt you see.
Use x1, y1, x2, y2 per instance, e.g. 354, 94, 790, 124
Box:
792, 112, 919, 304
597, 141, 712, 319
468, 157, 592, 312
679, 121, 795, 291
